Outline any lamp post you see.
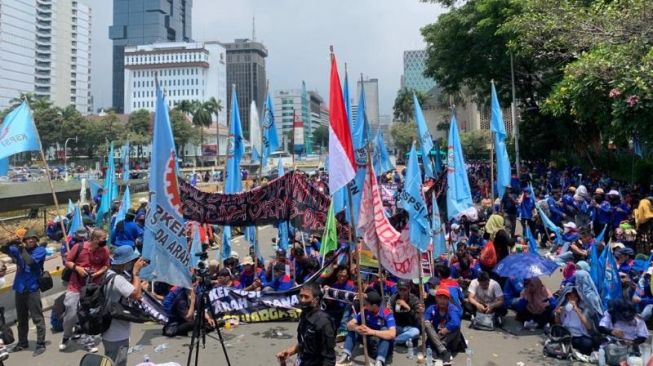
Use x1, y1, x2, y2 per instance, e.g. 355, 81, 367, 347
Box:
64, 136, 78, 181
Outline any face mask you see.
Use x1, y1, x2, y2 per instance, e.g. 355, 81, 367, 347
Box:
98, 240, 108, 247
565, 302, 574, 312
299, 300, 314, 312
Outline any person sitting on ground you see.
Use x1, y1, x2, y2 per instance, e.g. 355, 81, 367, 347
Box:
615, 247, 635, 275
238, 256, 266, 291
466, 225, 486, 256
337, 291, 396, 366
366, 272, 397, 297
266, 248, 292, 282
423, 287, 466, 366
465, 271, 506, 325
554, 286, 600, 356
516, 277, 556, 329
599, 298, 649, 346
214, 268, 236, 288
162, 286, 195, 337
389, 280, 422, 346
263, 263, 294, 292
635, 267, 653, 321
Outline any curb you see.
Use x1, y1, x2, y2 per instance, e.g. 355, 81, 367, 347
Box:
3, 268, 65, 325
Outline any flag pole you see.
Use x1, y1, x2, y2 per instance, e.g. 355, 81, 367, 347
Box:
417, 250, 427, 357
38, 148, 69, 251
364, 137, 385, 305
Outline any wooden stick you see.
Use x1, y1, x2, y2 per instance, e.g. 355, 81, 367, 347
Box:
417, 251, 427, 357
348, 187, 369, 366
39, 148, 69, 251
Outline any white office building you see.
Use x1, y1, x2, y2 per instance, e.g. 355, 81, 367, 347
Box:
0, 0, 91, 113
123, 41, 227, 125
356, 78, 380, 125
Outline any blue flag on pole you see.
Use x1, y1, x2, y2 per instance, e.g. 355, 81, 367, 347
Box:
536, 205, 563, 245
525, 226, 539, 255
0, 158, 8, 176
446, 114, 474, 220
67, 199, 75, 215
372, 130, 394, 176
222, 86, 245, 259
68, 205, 83, 237
190, 223, 203, 268
413, 94, 435, 178
0, 101, 41, 160
262, 93, 280, 170
602, 246, 623, 308
140, 83, 192, 289
432, 193, 447, 257
595, 224, 607, 244
345, 83, 370, 225
113, 186, 131, 230
96, 143, 117, 227
276, 160, 289, 251
122, 142, 130, 183
343, 69, 353, 131
434, 148, 442, 174
400, 144, 431, 252
89, 179, 101, 200
589, 244, 603, 291
490, 83, 511, 198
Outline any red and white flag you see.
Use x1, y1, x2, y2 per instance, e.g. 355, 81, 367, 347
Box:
358, 163, 420, 280
328, 53, 356, 194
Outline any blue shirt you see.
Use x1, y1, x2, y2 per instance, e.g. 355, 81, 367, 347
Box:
518, 196, 535, 220
238, 268, 266, 289
266, 274, 294, 291
424, 303, 462, 332
111, 220, 144, 248
355, 307, 396, 331
9, 245, 46, 293
596, 201, 611, 225
547, 197, 564, 224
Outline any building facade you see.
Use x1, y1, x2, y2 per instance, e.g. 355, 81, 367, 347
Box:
402, 50, 436, 93
224, 39, 267, 139
110, 0, 192, 112
123, 41, 227, 125
356, 78, 380, 126
0, 0, 92, 113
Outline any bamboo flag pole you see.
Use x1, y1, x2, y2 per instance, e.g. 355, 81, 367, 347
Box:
417, 251, 427, 358
38, 148, 69, 251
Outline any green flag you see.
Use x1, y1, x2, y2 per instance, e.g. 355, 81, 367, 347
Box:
320, 201, 338, 258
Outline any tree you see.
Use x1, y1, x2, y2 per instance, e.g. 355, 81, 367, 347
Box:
312, 125, 328, 150
170, 109, 199, 157
202, 97, 224, 165
460, 130, 491, 159
390, 122, 417, 157
393, 88, 428, 123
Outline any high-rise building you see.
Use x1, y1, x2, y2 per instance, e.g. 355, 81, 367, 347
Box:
356, 78, 380, 125
123, 41, 227, 122
402, 50, 436, 93
224, 39, 267, 139
272, 88, 325, 153
110, 0, 192, 112
0, 0, 92, 113
273, 89, 302, 151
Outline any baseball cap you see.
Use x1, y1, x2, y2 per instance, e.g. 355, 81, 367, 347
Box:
435, 287, 450, 299
397, 280, 411, 289
241, 256, 254, 266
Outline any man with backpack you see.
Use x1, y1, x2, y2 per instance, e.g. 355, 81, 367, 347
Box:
60, 228, 111, 353
1, 230, 47, 356
101, 245, 146, 366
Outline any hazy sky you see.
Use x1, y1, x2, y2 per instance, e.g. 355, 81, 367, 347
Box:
88, 0, 445, 114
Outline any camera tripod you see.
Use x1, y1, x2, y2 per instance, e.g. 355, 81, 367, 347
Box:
186, 266, 232, 366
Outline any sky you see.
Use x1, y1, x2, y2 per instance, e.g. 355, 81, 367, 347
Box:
88, 0, 445, 115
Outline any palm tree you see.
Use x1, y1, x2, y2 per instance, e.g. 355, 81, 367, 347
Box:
202, 97, 223, 166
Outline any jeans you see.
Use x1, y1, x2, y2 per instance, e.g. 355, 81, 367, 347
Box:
394, 325, 420, 344
102, 339, 129, 366
640, 304, 653, 321
343, 331, 393, 363
15, 291, 45, 346
572, 336, 596, 355
62, 291, 80, 339
555, 251, 575, 266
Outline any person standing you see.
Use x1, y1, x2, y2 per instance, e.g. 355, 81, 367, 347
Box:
60, 229, 111, 352
1, 230, 47, 356
276, 283, 336, 366
102, 246, 146, 366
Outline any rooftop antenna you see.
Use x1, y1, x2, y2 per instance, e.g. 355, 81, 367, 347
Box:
252, 15, 256, 41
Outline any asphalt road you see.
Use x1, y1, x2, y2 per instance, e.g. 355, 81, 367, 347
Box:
5, 225, 576, 366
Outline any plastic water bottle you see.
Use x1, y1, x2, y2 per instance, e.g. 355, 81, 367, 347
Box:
407, 339, 415, 359
143, 355, 150, 362
154, 343, 168, 353
426, 347, 433, 366
466, 347, 473, 366
597, 348, 606, 366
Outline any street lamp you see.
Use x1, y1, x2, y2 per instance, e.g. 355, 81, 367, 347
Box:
64, 136, 78, 181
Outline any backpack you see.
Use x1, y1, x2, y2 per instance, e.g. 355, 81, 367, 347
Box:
0, 307, 14, 345
542, 325, 572, 360
471, 311, 495, 331
479, 241, 497, 269
77, 274, 116, 336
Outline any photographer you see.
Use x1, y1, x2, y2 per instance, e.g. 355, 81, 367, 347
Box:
102, 246, 146, 366
1, 229, 47, 356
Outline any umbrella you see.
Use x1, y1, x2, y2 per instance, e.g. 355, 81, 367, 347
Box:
493, 253, 559, 279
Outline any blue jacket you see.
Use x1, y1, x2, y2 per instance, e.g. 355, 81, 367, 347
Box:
111, 220, 144, 248
518, 196, 535, 220
610, 203, 630, 229
9, 245, 46, 293
547, 197, 565, 224
424, 303, 462, 332
595, 202, 611, 225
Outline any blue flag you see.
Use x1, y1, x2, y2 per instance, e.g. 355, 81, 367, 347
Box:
602, 246, 623, 308
589, 244, 603, 291
446, 114, 474, 220
343, 70, 353, 131
96, 143, 117, 227
595, 224, 607, 244
413, 94, 435, 178
122, 142, 130, 183
278, 221, 289, 252
536, 205, 562, 244
434, 148, 442, 174
262, 93, 280, 169
0, 101, 41, 160
432, 192, 447, 257
113, 186, 131, 230
372, 130, 394, 176
222, 86, 245, 259
400, 144, 431, 252
190, 223, 203, 268
68, 205, 83, 240
67, 199, 75, 215
140, 83, 192, 289
490, 83, 511, 198
0, 158, 8, 177
346, 83, 371, 225
89, 179, 101, 200
277, 157, 285, 177
525, 226, 539, 255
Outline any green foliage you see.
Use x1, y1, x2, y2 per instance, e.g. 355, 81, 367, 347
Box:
390, 121, 417, 157
312, 125, 328, 149
393, 88, 428, 123
169, 109, 199, 155
460, 130, 492, 159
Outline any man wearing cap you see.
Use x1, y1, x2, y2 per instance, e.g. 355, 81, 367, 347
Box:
101, 245, 147, 366
1, 229, 47, 356
337, 291, 396, 366
264, 263, 295, 292
608, 191, 630, 234
60, 228, 111, 352
266, 248, 292, 283
111, 209, 143, 249
389, 280, 422, 346
423, 287, 465, 365
591, 188, 610, 237
238, 256, 266, 291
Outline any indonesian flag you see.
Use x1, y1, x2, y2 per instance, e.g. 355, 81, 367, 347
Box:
328, 53, 356, 194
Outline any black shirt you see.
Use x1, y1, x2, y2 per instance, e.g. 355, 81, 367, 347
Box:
297, 308, 336, 366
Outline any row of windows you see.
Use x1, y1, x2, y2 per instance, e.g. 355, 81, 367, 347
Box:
132, 68, 200, 78
132, 93, 205, 110
126, 52, 207, 64
133, 78, 199, 88
133, 88, 200, 98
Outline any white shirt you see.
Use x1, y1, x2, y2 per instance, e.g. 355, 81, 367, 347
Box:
102, 270, 136, 342
599, 311, 649, 341
561, 307, 590, 337
468, 279, 503, 305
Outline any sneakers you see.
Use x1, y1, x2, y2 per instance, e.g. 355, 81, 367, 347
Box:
336, 353, 352, 366
84, 344, 99, 353
523, 320, 538, 330
369, 360, 384, 366
59, 338, 70, 351
9, 343, 28, 353
441, 350, 453, 366
33, 344, 46, 357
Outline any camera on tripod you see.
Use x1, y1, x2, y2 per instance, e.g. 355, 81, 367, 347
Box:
192, 252, 213, 287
